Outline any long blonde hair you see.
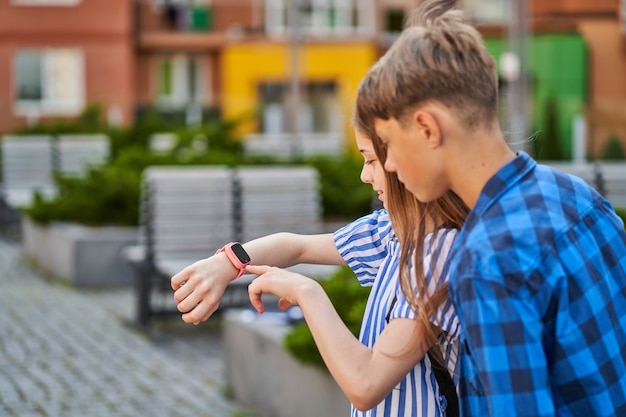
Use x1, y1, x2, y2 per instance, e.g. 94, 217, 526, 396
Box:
354, 0, 497, 359
354, 119, 469, 365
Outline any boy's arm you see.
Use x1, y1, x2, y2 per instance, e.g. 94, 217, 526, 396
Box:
247, 265, 430, 411
172, 232, 344, 324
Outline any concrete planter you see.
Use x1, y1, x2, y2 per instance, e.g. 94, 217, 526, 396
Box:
224, 309, 350, 417
21, 217, 138, 288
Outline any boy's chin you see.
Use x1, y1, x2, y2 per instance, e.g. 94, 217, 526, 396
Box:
408, 187, 440, 204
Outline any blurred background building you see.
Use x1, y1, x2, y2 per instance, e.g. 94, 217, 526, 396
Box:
0, 0, 625, 159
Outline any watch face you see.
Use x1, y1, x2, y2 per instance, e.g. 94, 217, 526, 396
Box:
231, 243, 251, 264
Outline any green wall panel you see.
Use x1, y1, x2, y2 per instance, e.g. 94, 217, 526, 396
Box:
483, 33, 587, 159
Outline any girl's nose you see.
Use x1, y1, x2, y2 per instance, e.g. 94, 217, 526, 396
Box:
360, 165, 372, 184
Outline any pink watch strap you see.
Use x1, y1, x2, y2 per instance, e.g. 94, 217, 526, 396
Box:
216, 243, 247, 279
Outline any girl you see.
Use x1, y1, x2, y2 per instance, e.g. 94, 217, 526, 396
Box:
172, 127, 468, 416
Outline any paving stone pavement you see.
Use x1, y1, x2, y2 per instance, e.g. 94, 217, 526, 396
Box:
0, 238, 259, 417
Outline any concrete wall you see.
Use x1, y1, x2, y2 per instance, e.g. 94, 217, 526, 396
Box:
21, 217, 137, 288
224, 309, 350, 417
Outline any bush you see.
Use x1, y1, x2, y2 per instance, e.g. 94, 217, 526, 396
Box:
21, 116, 245, 226
17, 105, 374, 225
23, 165, 142, 226
14, 103, 107, 135
305, 153, 373, 220
600, 135, 625, 161
283, 266, 371, 368
533, 98, 565, 161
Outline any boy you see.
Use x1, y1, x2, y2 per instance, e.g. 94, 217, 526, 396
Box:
355, 0, 626, 416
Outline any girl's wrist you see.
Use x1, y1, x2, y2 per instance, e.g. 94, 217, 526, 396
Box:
214, 252, 240, 281
296, 278, 324, 306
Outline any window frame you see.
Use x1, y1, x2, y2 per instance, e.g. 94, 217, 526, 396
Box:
257, 80, 341, 135
463, 0, 511, 24
154, 53, 208, 109
13, 48, 85, 117
11, 0, 81, 6
265, 0, 374, 37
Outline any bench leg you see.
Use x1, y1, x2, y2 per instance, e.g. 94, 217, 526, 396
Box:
134, 261, 153, 328
0, 199, 21, 241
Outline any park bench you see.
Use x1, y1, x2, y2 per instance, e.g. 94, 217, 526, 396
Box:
0, 135, 56, 238
124, 166, 236, 327
598, 162, 626, 210
125, 165, 337, 328
56, 134, 109, 177
236, 166, 323, 242
0, 134, 109, 237
0, 135, 57, 209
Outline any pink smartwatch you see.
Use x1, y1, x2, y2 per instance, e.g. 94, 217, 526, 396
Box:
215, 242, 251, 279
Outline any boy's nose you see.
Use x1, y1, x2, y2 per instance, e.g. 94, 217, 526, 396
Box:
384, 156, 396, 173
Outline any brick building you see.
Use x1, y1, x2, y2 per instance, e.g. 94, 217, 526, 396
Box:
0, 0, 624, 157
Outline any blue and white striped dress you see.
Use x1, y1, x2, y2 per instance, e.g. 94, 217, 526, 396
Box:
334, 209, 461, 417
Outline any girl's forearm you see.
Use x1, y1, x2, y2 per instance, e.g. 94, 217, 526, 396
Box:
243, 233, 344, 267
295, 282, 416, 410
246, 265, 428, 411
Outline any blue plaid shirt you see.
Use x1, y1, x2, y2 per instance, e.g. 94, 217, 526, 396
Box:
448, 152, 626, 416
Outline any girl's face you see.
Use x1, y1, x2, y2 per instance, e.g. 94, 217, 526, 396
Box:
356, 129, 388, 208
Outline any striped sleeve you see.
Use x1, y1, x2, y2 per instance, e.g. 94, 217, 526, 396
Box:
333, 209, 393, 286
389, 228, 461, 338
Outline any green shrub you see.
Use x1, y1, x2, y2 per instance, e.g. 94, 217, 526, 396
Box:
284, 266, 371, 369
19, 111, 249, 226
533, 97, 565, 161
600, 135, 625, 161
16, 105, 373, 225
13, 103, 107, 135
23, 164, 143, 226
305, 153, 373, 220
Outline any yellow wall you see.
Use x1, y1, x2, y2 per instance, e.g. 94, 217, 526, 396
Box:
221, 41, 378, 147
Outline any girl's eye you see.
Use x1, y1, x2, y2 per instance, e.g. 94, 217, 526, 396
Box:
365, 159, 376, 166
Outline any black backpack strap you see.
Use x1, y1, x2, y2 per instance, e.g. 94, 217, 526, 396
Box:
428, 347, 459, 417
386, 294, 459, 416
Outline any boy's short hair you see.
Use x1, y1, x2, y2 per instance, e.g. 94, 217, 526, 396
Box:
356, 0, 499, 132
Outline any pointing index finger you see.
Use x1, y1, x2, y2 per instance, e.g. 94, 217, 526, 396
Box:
245, 265, 272, 275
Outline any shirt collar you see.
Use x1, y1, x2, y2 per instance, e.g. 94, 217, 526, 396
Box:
471, 151, 536, 216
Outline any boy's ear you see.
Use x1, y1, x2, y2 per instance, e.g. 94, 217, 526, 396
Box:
413, 109, 442, 149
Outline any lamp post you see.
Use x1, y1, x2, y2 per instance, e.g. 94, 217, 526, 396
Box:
287, 0, 302, 158
504, 0, 532, 155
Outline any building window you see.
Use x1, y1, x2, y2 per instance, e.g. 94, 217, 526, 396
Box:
152, 0, 213, 32
258, 81, 341, 134
11, 0, 81, 5
463, 0, 511, 24
155, 54, 206, 108
265, 0, 374, 37
384, 9, 406, 33
13, 49, 84, 116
